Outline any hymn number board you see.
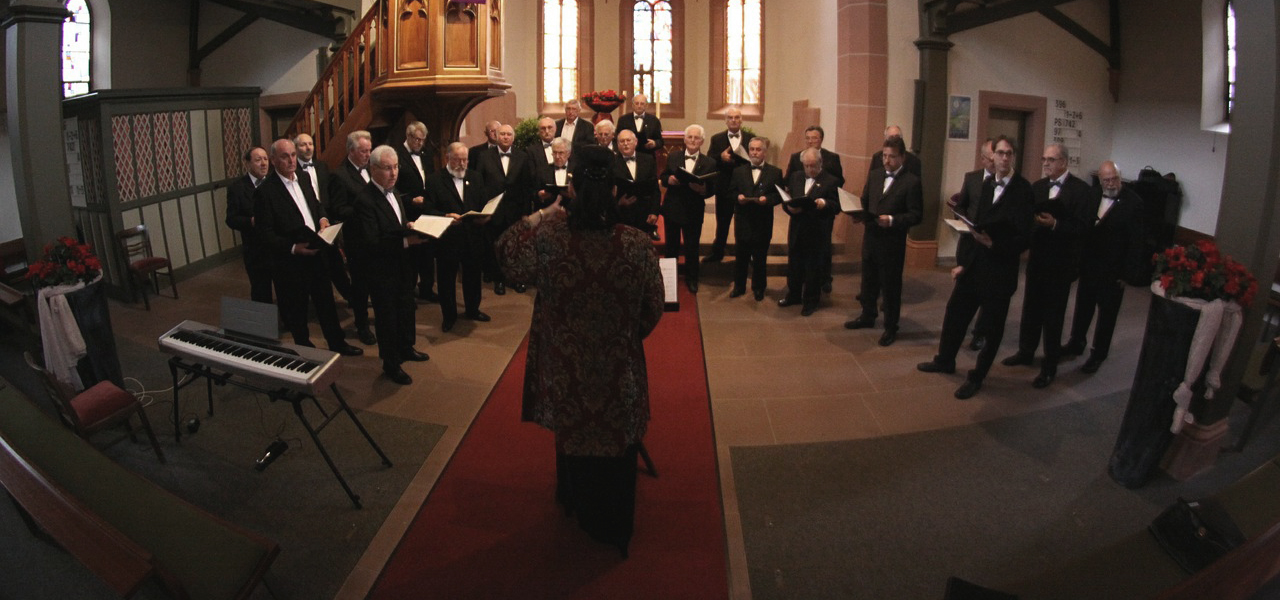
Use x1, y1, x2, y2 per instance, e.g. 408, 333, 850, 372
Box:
1052, 99, 1084, 171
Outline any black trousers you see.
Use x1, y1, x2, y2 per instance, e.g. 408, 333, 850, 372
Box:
322, 244, 370, 329
936, 272, 1014, 383
555, 444, 639, 551
711, 193, 735, 251
244, 256, 273, 305
436, 234, 483, 321
858, 232, 907, 330
1069, 277, 1126, 360
733, 234, 770, 292
664, 218, 703, 283
785, 225, 830, 307
360, 256, 417, 367
273, 259, 346, 349
1016, 271, 1074, 369
412, 243, 436, 294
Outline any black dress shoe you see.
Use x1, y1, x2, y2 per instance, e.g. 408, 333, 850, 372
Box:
513, 283, 527, 293
384, 366, 412, 385
822, 280, 833, 294
844, 317, 875, 330
331, 343, 364, 357
800, 305, 817, 317
969, 336, 987, 351
1032, 371, 1055, 388
729, 288, 746, 298
778, 297, 800, 307
753, 290, 765, 301
494, 281, 506, 295
1082, 355, 1104, 374
1060, 340, 1086, 357
1001, 352, 1033, 367
954, 379, 982, 400
701, 252, 724, 263
418, 289, 439, 303
356, 328, 378, 346
441, 317, 457, 333
464, 310, 491, 322
686, 280, 699, 293
878, 329, 897, 347
917, 360, 956, 374
405, 348, 430, 362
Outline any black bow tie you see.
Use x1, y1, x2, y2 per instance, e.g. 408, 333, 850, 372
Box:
543, 142, 552, 148
500, 152, 511, 157
885, 171, 895, 178
729, 133, 740, 139
1051, 181, 1062, 187
299, 162, 312, 169
555, 166, 567, 170
625, 157, 635, 162
750, 165, 763, 170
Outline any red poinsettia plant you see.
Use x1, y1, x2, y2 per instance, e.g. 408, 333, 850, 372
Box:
582, 89, 627, 105
1153, 239, 1258, 307
26, 236, 103, 288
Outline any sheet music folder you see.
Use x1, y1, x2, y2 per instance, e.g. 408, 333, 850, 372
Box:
219, 297, 281, 344
659, 257, 679, 312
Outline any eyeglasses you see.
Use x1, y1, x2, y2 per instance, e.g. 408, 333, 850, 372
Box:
994, 150, 1015, 157
1041, 156, 1063, 162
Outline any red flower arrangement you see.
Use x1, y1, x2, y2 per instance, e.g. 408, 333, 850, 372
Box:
26, 236, 103, 288
1153, 239, 1258, 307
582, 89, 627, 106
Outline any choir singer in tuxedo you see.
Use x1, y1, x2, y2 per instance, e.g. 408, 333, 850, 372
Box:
424, 142, 491, 333
395, 121, 440, 303
845, 136, 923, 346
778, 147, 840, 316
660, 124, 716, 293
252, 138, 362, 356
346, 145, 430, 385
616, 93, 663, 155
612, 129, 660, 234
225, 146, 272, 303
705, 107, 754, 263
728, 136, 781, 300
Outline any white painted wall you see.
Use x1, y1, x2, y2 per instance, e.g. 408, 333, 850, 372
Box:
0, 121, 19, 244
109, 0, 189, 88
761, 0, 839, 147
1111, 0, 1226, 236
196, 2, 332, 95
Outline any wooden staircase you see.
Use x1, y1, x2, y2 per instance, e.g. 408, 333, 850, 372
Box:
285, 0, 509, 167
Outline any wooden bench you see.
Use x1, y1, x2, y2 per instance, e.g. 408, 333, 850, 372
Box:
0, 380, 279, 599
1002, 459, 1280, 599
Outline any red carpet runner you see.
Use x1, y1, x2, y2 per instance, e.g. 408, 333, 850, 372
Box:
369, 285, 728, 599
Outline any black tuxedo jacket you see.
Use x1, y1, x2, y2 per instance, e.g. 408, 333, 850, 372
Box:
869, 150, 922, 179
1027, 172, 1092, 278
394, 145, 436, 220
955, 173, 1035, 296
345, 182, 412, 268
616, 112, 664, 154
1079, 186, 1147, 285
327, 158, 368, 222
786, 148, 845, 188
474, 145, 535, 225
612, 152, 660, 228
955, 169, 993, 223
708, 130, 755, 198
423, 168, 487, 249
555, 117, 596, 148
861, 168, 924, 239
468, 142, 495, 167
525, 139, 555, 166
660, 150, 716, 225
785, 170, 841, 248
296, 159, 332, 209
252, 170, 329, 273
729, 163, 783, 243
533, 161, 575, 210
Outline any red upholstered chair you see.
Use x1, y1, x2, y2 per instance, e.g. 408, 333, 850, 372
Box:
115, 225, 177, 310
23, 352, 165, 463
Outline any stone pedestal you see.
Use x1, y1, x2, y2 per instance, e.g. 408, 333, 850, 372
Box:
1160, 418, 1232, 481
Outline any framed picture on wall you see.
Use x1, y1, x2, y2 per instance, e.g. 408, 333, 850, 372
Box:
948, 95, 972, 140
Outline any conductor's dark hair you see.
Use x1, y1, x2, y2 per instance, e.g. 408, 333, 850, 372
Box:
882, 136, 906, 156
567, 145, 617, 231
994, 134, 1016, 153
242, 146, 266, 162
805, 125, 825, 139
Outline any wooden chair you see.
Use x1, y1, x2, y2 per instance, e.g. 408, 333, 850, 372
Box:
23, 352, 165, 463
115, 225, 177, 310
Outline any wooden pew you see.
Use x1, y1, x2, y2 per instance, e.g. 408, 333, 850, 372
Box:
0, 381, 279, 600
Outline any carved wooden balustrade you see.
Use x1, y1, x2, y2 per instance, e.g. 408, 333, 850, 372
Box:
286, 0, 508, 167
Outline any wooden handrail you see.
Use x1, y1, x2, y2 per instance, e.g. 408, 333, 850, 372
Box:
284, 0, 385, 162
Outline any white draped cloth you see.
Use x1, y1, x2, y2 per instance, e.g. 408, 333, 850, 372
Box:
1152, 281, 1244, 433
37, 275, 100, 391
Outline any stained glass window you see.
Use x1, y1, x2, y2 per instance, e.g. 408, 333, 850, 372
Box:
725, 0, 761, 106
63, 0, 92, 98
633, 0, 673, 104
542, 0, 579, 106
1226, 0, 1236, 119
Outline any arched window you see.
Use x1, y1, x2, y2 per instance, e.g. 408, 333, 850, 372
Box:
538, 0, 594, 116
622, 0, 684, 118
62, 0, 92, 98
1225, 0, 1237, 119
710, 0, 763, 119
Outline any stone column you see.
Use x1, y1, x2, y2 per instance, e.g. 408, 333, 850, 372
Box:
911, 34, 953, 252
4, 0, 74, 261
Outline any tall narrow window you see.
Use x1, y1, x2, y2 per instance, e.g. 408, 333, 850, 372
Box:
1225, 0, 1237, 119
621, 0, 684, 118
538, 0, 593, 115
725, 0, 761, 106
62, 0, 92, 98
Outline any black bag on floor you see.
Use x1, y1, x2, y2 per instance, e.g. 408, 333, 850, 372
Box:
1148, 496, 1246, 574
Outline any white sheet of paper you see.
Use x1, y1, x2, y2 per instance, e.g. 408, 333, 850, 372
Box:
659, 257, 679, 307
318, 222, 343, 245
837, 189, 863, 213
462, 192, 504, 218
410, 215, 453, 238
944, 218, 971, 234
775, 184, 793, 203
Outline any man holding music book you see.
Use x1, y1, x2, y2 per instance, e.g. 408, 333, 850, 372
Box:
660, 125, 716, 293
728, 136, 782, 300
534, 138, 574, 210
777, 147, 841, 316
423, 142, 493, 333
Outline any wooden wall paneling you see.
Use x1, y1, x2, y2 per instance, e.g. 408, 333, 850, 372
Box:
197, 191, 223, 256
206, 109, 226, 182
444, 2, 479, 68
489, 0, 501, 70
398, 0, 431, 70
179, 195, 203, 263
190, 110, 211, 186
159, 199, 187, 268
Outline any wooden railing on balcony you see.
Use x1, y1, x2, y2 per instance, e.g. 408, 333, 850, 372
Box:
285, 0, 386, 163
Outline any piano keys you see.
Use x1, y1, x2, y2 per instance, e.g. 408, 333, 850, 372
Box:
158, 320, 341, 395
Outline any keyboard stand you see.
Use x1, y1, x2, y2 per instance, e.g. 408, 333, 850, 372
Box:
167, 357, 392, 509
